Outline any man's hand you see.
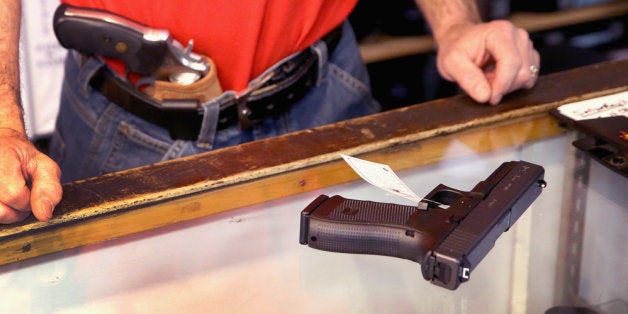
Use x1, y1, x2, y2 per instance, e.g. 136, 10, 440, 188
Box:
0, 129, 62, 224
0, 1, 61, 224
435, 20, 540, 105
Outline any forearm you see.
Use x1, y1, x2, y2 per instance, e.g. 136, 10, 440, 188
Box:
0, 0, 26, 136
414, 0, 482, 43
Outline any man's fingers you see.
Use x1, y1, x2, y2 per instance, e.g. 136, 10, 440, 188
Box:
485, 25, 540, 104
0, 139, 33, 224
463, 68, 492, 104
0, 138, 63, 222
29, 154, 63, 221
440, 52, 492, 104
522, 45, 541, 90
0, 157, 31, 212
483, 23, 524, 104
0, 204, 31, 224
502, 29, 540, 92
434, 20, 541, 106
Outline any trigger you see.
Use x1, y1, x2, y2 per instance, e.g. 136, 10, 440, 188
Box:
430, 189, 464, 207
418, 198, 450, 210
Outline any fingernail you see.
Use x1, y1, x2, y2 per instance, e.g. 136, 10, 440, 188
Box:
475, 84, 491, 103
491, 95, 503, 105
39, 199, 54, 220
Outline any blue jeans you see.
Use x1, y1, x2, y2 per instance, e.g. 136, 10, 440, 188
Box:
49, 22, 380, 182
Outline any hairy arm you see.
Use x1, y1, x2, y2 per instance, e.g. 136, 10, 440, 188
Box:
0, 0, 63, 223
414, 0, 482, 40
0, 0, 25, 133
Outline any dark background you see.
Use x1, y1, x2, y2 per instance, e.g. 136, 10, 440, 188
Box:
349, 0, 628, 111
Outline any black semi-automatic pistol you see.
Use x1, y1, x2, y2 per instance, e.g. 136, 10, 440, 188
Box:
299, 160, 546, 290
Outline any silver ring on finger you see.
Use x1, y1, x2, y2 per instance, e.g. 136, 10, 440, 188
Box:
530, 65, 539, 78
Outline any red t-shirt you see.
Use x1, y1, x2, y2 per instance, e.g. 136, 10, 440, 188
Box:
61, 0, 357, 90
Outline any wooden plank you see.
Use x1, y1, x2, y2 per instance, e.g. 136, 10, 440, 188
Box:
0, 115, 563, 265
359, 1, 628, 63
0, 59, 626, 266
359, 34, 435, 65
509, 1, 628, 33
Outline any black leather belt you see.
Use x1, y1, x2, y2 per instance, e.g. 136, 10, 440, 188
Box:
89, 25, 343, 140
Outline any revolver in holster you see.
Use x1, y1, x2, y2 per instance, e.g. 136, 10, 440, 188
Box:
53, 4, 222, 105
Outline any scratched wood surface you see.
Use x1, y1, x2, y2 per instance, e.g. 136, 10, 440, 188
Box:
0, 59, 626, 266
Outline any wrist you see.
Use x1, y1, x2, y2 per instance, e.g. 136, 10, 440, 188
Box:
0, 110, 27, 138
432, 21, 477, 49
415, 0, 482, 46
0, 127, 27, 140
0, 85, 27, 136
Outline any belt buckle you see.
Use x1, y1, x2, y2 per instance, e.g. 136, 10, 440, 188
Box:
235, 70, 275, 129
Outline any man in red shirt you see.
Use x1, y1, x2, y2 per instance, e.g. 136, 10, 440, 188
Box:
0, 0, 539, 223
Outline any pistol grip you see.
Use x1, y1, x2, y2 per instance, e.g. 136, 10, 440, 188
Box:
53, 4, 169, 75
300, 195, 433, 263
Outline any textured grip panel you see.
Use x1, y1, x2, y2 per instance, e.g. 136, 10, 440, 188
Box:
305, 196, 431, 262
325, 197, 417, 225
310, 221, 403, 256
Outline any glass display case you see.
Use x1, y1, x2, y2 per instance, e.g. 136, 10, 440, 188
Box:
0, 60, 625, 313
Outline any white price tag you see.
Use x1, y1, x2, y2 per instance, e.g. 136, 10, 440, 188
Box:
341, 154, 422, 204
557, 90, 628, 120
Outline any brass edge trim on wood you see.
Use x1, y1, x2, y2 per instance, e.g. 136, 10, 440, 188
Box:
0, 114, 564, 265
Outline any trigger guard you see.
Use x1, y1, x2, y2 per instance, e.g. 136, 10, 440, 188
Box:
431, 189, 463, 206
423, 184, 484, 209
423, 184, 466, 207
